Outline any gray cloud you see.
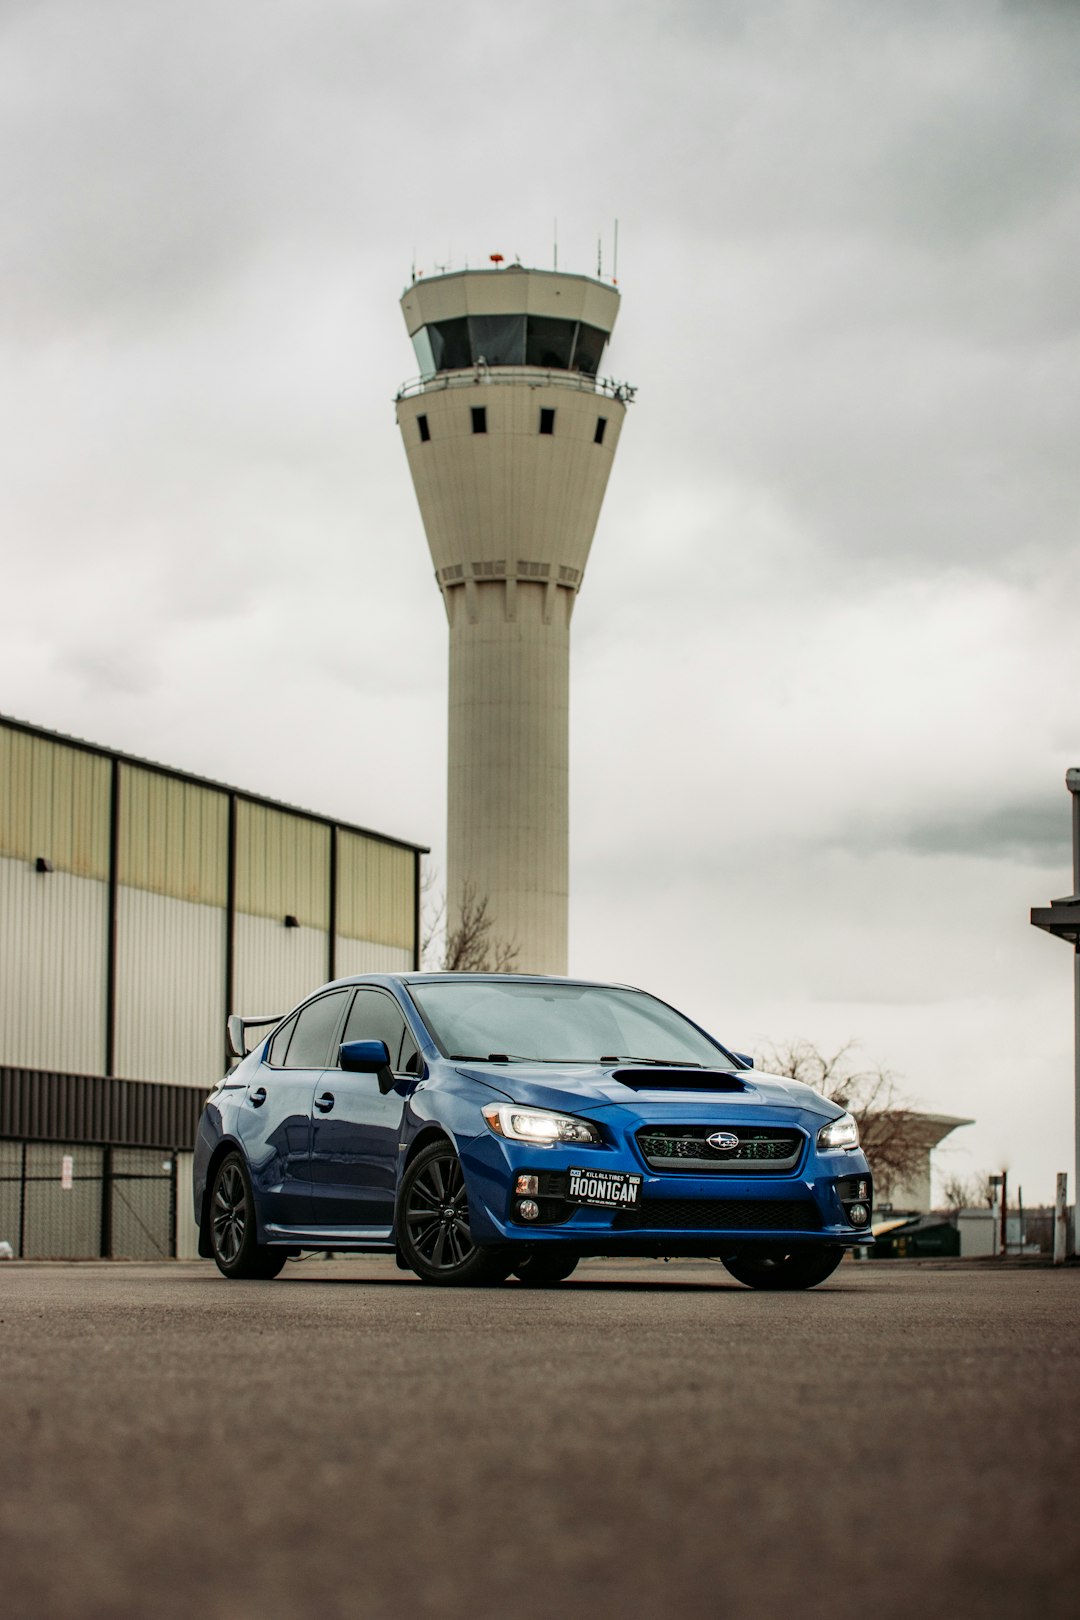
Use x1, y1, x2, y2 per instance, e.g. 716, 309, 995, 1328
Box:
0, 0, 1078, 1198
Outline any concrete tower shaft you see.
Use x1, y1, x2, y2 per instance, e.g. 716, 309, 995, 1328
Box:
395, 266, 629, 972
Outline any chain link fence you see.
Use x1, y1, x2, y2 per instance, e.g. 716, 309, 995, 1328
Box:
0, 1139, 177, 1258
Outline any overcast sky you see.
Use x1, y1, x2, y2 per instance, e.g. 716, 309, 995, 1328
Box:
2, 0, 1078, 1201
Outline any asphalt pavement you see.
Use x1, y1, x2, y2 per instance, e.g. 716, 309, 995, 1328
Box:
1, 1257, 1077, 1620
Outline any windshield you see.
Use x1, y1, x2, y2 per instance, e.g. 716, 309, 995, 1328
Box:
407, 980, 737, 1067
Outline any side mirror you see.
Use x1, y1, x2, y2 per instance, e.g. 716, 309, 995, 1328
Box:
339, 1039, 395, 1093
733, 1051, 754, 1069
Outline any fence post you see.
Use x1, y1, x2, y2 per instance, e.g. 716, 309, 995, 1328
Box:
1054, 1173, 1068, 1265
18, 1141, 27, 1259
100, 1145, 113, 1259
168, 1153, 178, 1260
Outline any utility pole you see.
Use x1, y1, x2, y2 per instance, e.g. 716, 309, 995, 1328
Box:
1029, 769, 1080, 1256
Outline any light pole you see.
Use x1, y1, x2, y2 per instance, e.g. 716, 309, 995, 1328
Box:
1030, 768, 1080, 1256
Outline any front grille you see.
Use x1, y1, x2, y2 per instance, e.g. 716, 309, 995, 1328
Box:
636, 1125, 804, 1173
614, 1198, 821, 1232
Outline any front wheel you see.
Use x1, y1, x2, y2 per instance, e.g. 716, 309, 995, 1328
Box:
209, 1152, 287, 1280
397, 1141, 516, 1287
721, 1246, 844, 1291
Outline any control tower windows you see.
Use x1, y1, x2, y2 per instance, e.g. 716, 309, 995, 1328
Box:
471, 406, 487, 434
413, 316, 609, 377
468, 315, 525, 367
525, 317, 574, 370
594, 416, 607, 445
429, 317, 471, 372
411, 326, 437, 379
539, 408, 555, 435
571, 323, 606, 377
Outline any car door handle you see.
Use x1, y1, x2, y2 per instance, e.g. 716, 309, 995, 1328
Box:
248, 1087, 267, 1107
314, 1092, 335, 1113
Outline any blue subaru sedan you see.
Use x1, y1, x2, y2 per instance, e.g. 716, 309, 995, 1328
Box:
194, 974, 873, 1290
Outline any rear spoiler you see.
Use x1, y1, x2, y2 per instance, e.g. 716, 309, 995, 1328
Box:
226, 1013, 282, 1063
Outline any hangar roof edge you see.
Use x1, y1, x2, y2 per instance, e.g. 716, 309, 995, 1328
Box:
0, 711, 429, 855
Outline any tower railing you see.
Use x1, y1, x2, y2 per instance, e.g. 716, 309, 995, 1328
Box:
395, 367, 636, 404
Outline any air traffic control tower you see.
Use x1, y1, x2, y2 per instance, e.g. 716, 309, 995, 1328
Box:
396, 264, 632, 973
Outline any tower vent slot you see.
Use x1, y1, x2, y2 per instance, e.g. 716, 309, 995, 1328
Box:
471, 560, 506, 578
539, 408, 556, 436
517, 561, 550, 579
558, 566, 581, 585
417, 414, 431, 443
471, 406, 487, 434
594, 416, 607, 445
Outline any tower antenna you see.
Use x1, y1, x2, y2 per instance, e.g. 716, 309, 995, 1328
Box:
597, 234, 602, 277
613, 218, 619, 285
553, 217, 558, 271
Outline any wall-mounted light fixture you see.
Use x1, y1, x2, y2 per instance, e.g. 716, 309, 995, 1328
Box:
284, 914, 300, 929
34, 857, 53, 874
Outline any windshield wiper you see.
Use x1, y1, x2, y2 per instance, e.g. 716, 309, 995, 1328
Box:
449, 1053, 599, 1064
599, 1056, 705, 1067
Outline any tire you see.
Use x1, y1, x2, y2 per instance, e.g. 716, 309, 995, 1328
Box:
513, 1250, 580, 1287
720, 1246, 844, 1291
397, 1141, 515, 1287
209, 1152, 288, 1280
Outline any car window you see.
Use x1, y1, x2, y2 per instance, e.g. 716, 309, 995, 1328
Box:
267, 1013, 298, 1068
282, 991, 350, 1070
341, 989, 412, 1071
408, 980, 734, 1066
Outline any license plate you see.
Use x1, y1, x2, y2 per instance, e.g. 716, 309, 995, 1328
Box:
566, 1166, 642, 1208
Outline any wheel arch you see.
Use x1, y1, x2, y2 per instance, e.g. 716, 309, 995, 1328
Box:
197, 1136, 247, 1259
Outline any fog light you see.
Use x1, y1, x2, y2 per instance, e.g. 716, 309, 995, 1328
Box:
848, 1203, 869, 1226
515, 1174, 540, 1195
517, 1199, 540, 1221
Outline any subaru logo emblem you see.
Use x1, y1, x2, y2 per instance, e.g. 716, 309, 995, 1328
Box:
706, 1131, 739, 1151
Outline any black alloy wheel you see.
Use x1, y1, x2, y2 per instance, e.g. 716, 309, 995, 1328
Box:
512, 1250, 580, 1286
209, 1152, 287, 1280
721, 1245, 844, 1291
398, 1141, 516, 1287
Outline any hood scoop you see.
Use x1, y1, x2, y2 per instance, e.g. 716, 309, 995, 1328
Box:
612, 1068, 749, 1092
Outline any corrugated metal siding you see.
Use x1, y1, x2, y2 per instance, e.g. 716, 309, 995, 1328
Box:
0, 1067, 204, 1148
335, 938, 414, 977
0, 855, 107, 1073
118, 765, 227, 904
337, 831, 415, 950
114, 887, 227, 1087
233, 913, 327, 1023
235, 800, 330, 928
0, 725, 111, 878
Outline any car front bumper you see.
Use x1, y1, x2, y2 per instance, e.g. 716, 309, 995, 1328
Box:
459, 1128, 874, 1255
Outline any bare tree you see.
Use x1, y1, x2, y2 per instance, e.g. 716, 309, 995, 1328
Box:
755, 1037, 929, 1201
443, 882, 520, 973
420, 865, 520, 973
940, 1171, 992, 1211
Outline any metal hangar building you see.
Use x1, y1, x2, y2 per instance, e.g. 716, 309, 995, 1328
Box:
0, 713, 425, 1261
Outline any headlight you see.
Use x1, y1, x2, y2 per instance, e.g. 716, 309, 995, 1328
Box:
482, 1103, 602, 1146
817, 1113, 859, 1152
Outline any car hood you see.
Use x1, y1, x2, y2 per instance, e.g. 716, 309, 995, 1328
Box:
452, 1062, 841, 1120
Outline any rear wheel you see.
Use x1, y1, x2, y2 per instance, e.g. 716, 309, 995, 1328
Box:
513, 1251, 580, 1287
209, 1152, 287, 1280
721, 1246, 843, 1291
398, 1141, 515, 1287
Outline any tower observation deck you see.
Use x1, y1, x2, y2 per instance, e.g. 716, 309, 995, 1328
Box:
395, 265, 632, 973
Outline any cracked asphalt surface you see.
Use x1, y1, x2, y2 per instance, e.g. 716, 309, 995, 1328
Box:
1, 1258, 1077, 1620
